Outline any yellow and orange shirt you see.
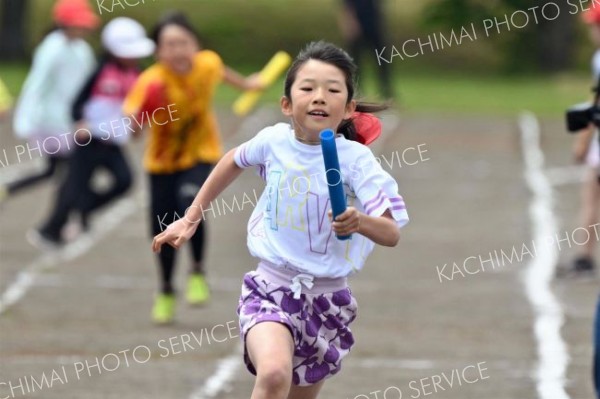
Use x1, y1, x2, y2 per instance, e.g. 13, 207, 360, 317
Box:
123, 50, 225, 174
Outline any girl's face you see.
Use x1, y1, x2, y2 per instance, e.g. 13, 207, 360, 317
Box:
156, 24, 199, 75
281, 59, 356, 138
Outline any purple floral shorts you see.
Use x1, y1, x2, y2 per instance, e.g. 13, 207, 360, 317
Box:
237, 263, 358, 386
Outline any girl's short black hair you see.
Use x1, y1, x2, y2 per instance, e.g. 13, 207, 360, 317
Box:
150, 11, 201, 44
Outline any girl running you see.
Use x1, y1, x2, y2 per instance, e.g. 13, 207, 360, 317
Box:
123, 12, 264, 323
152, 41, 409, 399
5, 0, 98, 199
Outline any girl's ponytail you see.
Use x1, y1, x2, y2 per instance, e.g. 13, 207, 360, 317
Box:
338, 102, 389, 144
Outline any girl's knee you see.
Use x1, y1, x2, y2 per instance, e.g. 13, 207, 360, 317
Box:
256, 361, 292, 391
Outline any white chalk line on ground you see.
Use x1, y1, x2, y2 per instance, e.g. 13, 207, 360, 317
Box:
519, 112, 570, 399
186, 111, 403, 398
0, 196, 139, 315
188, 345, 244, 399
0, 157, 45, 184
29, 274, 242, 293
0, 108, 278, 318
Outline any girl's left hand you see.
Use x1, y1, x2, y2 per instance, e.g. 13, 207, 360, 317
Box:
329, 206, 361, 236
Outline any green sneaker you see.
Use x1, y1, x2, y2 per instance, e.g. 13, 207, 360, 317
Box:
186, 274, 210, 306
152, 293, 175, 324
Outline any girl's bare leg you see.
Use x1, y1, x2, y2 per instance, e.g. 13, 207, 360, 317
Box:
246, 322, 294, 399
287, 381, 325, 399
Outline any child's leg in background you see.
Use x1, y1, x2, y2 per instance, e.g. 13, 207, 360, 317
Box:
150, 172, 179, 295
246, 322, 295, 399
176, 163, 212, 275
6, 155, 65, 196
79, 142, 132, 222
176, 163, 212, 305
38, 148, 96, 241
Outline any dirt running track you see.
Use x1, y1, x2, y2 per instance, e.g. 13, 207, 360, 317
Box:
0, 108, 597, 399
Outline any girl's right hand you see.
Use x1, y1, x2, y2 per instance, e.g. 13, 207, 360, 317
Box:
152, 218, 199, 253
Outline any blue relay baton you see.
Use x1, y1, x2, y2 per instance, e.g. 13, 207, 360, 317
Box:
320, 129, 350, 240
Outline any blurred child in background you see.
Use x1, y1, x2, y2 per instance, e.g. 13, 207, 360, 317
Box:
571, 7, 600, 398
569, 6, 600, 278
338, 0, 394, 100
123, 12, 263, 324
2, 0, 98, 201
28, 17, 155, 248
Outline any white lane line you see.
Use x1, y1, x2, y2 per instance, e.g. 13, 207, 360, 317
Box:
0, 197, 138, 315
29, 275, 247, 293
519, 112, 570, 399
0, 109, 279, 316
0, 157, 45, 183
188, 345, 243, 399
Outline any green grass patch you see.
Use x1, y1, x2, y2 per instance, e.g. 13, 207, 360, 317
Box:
0, 63, 29, 100
0, 61, 591, 118
350, 64, 592, 117
386, 71, 592, 117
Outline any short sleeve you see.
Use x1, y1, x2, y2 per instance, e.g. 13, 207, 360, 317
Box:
122, 73, 148, 116
350, 149, 409, 228
233, 126, 274, 169
122, 70, 168, 117
196, 50, 225, 84
13, 36, 61, 137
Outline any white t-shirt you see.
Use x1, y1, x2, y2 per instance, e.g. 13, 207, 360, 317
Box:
13, 31, 95, 141
233, 123, 409, 278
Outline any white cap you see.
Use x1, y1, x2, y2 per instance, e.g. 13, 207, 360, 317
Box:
102, 17, 155, 59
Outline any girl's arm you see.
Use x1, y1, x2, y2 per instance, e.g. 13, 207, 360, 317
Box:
223, 67, 264, 91
152, 148, 244, 252
13, 41, 59, 136
330, 208, 400, 247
